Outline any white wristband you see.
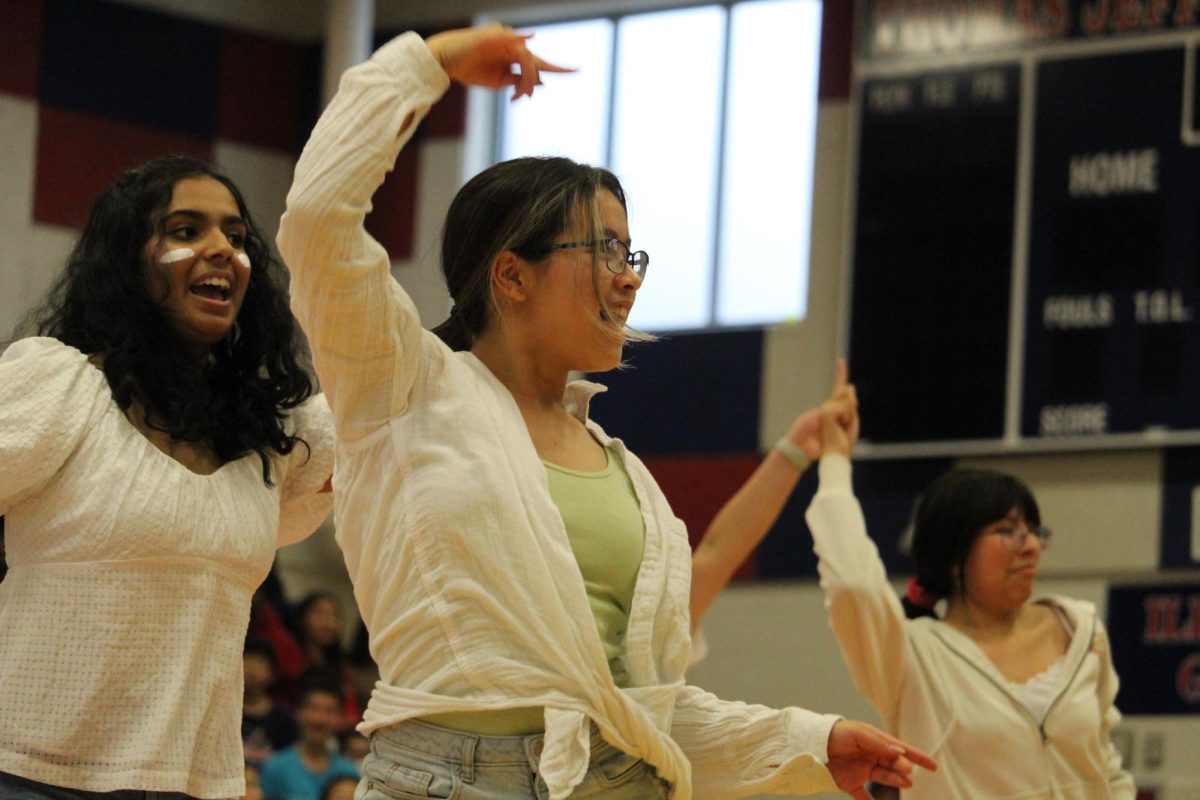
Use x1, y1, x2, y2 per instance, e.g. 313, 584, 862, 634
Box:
773, 437, 810, 471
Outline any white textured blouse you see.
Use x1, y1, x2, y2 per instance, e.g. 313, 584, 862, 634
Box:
0, 337, 335, 799
279, 32, 841, 800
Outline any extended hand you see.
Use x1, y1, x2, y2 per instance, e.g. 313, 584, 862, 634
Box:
826, 720, 937, 800
426, 24, 574, 100
784, 358, 859, 460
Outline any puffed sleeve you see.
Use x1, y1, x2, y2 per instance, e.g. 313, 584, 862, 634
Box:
276, 393, 335, 547
0, 337, 108, 514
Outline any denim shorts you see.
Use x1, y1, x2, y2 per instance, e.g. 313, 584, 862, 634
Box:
0, 771, 201, 800
357, 718, 671, 799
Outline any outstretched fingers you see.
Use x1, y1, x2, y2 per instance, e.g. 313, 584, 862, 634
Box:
428, 25, 575, 98
826, 720, 937, 796
818, 400, 852, 456
865, 749, 916, 788
823, 358, 860, 448
895, 743, 938, 772
508, 35, 540, 99
832, 363, 856, 403
534, 54, 575, 75
833, 356, 849, 392
510, 54, 576, 99
875, 736, 937, 773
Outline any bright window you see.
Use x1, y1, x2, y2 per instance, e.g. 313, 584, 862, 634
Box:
496, 0, 823, 331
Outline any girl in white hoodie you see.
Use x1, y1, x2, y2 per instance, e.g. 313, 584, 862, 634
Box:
806, 394, 1135, 799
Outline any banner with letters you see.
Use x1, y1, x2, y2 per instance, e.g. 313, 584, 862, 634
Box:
1108, 582, 1200, 715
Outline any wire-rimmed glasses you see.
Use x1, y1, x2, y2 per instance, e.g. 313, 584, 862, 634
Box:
985, 524, 1052, 550
547, 237, 649, 278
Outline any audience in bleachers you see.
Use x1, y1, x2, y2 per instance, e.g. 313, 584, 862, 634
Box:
248, 572, 311, 706
241, 569, 375, 799
242, 637, 300, 766
259, 674, 360, 800
285, 592, 363, 734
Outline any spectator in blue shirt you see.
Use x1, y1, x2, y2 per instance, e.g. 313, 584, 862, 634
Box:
260, 674, 358, 800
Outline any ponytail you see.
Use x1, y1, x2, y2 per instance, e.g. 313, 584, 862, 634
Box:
432, 305, 474, 351
901, 576, 941, 620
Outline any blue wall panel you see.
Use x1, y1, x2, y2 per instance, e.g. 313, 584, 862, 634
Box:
1162, 448, 1200, 568
587, 329, 764, 456
41, 0, 219, 138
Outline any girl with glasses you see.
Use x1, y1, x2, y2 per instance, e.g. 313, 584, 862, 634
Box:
803, 392, 1134, 798
279, 24, 935, 800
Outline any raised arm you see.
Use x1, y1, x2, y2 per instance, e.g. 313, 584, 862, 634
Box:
690, 360, 858, 626
279, 27, 567, 441
278, 32, 446, 441
806, 392, 910, 724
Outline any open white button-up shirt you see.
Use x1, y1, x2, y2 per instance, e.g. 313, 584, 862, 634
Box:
279, 32, 840, 800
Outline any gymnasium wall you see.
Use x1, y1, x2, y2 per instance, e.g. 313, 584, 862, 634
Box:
2, 1, 1197, 795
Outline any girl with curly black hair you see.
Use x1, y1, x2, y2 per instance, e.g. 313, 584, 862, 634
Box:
0, 156, 335, 800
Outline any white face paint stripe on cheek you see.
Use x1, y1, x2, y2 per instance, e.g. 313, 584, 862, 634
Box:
236, 253, 252, 270
158, 248, 195, 264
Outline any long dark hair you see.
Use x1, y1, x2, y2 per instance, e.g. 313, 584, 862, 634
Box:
20, 155, 314, 485
433, 156, 628, 351
902, 468, 1041, 619
291, 591, 345, 666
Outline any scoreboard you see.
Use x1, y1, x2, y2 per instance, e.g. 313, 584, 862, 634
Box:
848, 1, 1200, 454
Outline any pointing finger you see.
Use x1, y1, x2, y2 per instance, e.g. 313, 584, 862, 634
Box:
834, 357, 849, 391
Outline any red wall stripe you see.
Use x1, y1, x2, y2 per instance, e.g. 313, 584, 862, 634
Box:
364, 143, 419, 261
216, 28, 310, 153
819, 0, 853, 101
0, 0, 43, 98
423, 82, 467, 139
641, 452, 764, 581
34, 107, 211, 229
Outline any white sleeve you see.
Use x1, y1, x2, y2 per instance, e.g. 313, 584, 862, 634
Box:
0, 338, 107, 514
277, 32, 450, 444
670, 684, 840, 798
1093, 618, 1136, 799
276, 393, 336, 547
806, 454, 910, 725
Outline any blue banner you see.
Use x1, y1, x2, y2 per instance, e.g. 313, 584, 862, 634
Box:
1108, 583, 1200, 715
